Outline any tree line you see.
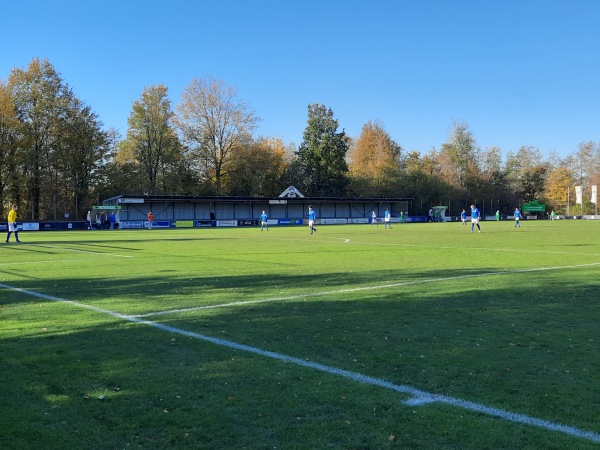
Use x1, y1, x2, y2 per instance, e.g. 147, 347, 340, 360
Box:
1, 58, 599, 221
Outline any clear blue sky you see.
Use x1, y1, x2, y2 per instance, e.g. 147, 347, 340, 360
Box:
2, 0, 599, 158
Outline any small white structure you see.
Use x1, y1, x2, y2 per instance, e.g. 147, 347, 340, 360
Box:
279, 186, 305, 198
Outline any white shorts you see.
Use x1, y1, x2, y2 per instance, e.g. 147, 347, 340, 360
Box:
8, 223, 18, 232
471, 218, 479, 224
385, 218, 390, 223
309, 220, 314, 227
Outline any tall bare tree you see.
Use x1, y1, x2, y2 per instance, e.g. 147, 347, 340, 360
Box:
571, 141, 599, 190
438, 120, 478, 187
479, 145, 503, 176
175, 77, 258, 194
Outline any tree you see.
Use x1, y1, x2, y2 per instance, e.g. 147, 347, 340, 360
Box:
296, 104, 349, 196
224, 138, 288, 196
0, 81, 21, 211
9, 58, 68, 219
404, 150, 437, 175
571, 141, 599, 193
176, 77, 258, 195
479, 146, 503, 176
53, 97, 109, 218
121, 84, 182, 194
567, 142, 599, 212
348, 120, 402, 196
545, 166, 574, 212
521, 165, 547, 202
8, 58, 108, 219
505, 146, 547, 203
438, 121, 478, 187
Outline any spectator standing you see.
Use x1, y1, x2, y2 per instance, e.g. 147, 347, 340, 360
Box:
109, 211, 117, 230
147, 211, 154, 229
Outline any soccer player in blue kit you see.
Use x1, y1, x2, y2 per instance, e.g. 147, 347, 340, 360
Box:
371, 210, 377, 227
308, 205, 317, 234
514, 208, 521, 227
384, 208, 392, 229
260, 210, 269, 231
470, 204, 481, 233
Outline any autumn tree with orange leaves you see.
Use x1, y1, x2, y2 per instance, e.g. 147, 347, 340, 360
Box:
348, 121, 402, 196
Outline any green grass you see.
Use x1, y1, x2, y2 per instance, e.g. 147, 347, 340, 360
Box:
1, 220, 600, 449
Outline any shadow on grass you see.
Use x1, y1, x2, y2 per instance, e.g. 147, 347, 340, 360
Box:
1, 266, 544, 307
2, 268, 600, 449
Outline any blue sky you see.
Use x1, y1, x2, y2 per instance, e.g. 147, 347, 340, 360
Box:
2, 0, 599, 158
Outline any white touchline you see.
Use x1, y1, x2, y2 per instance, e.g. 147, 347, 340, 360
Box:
134, 262, 600, 318
1, 282, 600, 443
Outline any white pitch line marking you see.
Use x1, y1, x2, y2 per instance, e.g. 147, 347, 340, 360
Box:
133, 262, 600, 318
1, 282, 599, 444
22, 243, 133, 258
0, 259, 87, 267
331, 238, 600, 257
233, 234, 600, 257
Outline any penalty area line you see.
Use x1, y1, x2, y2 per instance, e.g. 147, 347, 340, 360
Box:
1, 282, 599, 444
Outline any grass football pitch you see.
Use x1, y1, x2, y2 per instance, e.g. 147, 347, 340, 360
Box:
1, 220, 600, 449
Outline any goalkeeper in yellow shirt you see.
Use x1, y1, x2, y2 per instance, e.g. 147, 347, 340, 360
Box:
6, 205, 21, 243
